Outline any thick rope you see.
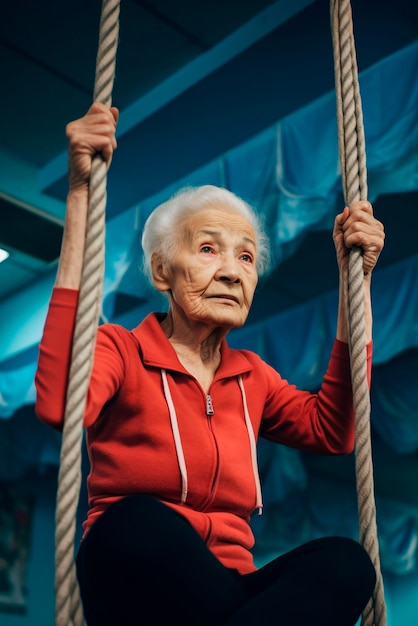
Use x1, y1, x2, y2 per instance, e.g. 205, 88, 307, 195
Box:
54, 2, 120, 625
330, 2, 386, 625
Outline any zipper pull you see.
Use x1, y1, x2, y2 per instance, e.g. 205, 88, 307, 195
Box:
206, 394, 214, 416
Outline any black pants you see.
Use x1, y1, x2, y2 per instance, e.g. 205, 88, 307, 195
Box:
76, 495, 376, 626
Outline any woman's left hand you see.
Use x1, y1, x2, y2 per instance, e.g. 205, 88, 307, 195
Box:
333, 200, 385, 277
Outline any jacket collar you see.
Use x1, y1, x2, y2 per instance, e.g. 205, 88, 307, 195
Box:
131, 312, 253, 379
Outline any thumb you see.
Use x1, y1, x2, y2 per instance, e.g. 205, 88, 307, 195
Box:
336, 206, 350, 226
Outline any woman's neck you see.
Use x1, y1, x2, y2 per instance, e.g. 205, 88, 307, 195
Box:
160, 311, 225, 392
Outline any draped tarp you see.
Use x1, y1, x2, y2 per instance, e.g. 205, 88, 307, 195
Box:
0, 41, 417, 576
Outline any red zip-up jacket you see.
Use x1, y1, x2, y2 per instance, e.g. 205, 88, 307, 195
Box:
35, 287, 370, 574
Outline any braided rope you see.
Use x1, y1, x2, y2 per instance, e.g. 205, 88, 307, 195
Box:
330, 1, 386, 625
54, 2, 120, 625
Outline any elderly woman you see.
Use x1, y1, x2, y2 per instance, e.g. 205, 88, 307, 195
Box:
35, 103, 384, 625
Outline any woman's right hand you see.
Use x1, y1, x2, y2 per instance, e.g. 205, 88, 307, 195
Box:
54, 104, 118, 288
66, 102, 119, 190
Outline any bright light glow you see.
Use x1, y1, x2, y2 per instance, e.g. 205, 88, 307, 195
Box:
0, 248, 9, 263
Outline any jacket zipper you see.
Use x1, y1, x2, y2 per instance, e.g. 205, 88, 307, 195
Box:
206, 394, 214, 416
204, 392, 220, 504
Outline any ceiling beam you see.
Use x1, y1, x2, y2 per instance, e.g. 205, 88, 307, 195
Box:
41, 0, 418, 220
39, 0, 316, 191
0, 147, 65, 222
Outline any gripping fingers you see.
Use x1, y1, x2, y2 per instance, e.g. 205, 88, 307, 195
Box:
66, 104, 119, 185
342, 202, 385, 274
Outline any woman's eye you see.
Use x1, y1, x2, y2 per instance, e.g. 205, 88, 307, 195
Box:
201, 245, 214, 254
240, 253, 253, 263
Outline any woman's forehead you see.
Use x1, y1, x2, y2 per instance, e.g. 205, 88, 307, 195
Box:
181, 204, 255, 239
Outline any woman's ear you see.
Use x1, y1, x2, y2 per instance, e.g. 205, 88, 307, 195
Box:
151, 253, 171, 292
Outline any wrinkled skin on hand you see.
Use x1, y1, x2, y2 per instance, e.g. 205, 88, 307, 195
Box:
333, 201, 385, 277
66, 102, 119, 190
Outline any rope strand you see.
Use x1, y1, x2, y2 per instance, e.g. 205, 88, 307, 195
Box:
54, 2, 120, 624
330, 2, 386, 624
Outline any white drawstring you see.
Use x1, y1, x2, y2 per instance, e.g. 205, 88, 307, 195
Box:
238, 375, 263, 515
161, 369, 188, 504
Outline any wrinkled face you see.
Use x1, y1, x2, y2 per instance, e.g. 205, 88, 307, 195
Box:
161, 205, 259, 330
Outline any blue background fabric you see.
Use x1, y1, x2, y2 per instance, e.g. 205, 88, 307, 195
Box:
0, 41, 417, 579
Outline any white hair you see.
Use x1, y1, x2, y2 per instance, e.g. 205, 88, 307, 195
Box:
141, 185, 270, 284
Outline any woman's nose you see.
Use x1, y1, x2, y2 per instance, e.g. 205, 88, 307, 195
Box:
216, 256, 241, 283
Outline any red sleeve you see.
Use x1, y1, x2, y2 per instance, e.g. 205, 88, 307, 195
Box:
260, 339, 373, 455
35, 287, 79, 430
35, 287, 126, 431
